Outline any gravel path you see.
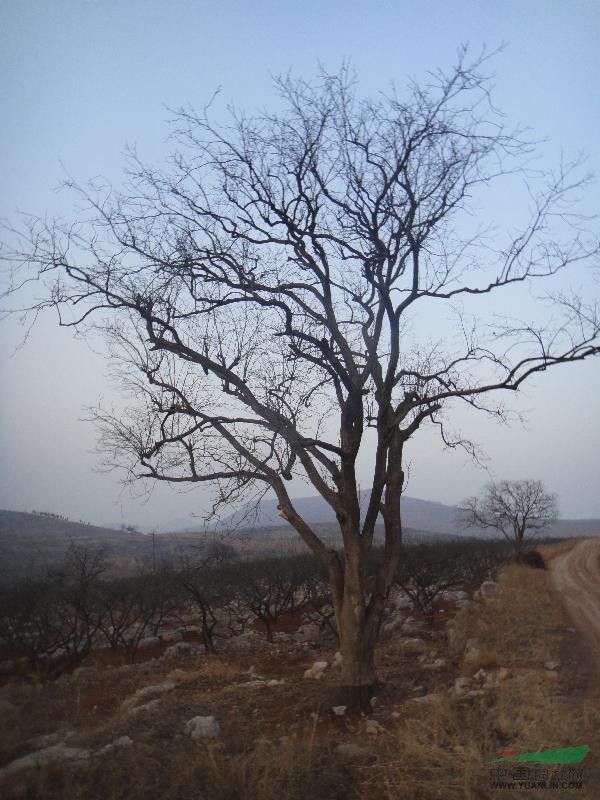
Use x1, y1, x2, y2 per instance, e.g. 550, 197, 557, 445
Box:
550, 537, 600, 667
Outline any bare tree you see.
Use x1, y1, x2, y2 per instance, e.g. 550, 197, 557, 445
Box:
176, 545, 236, 652
96, 572, 170, 663
395, 542, 467, 620
233, 556, 301, 642
3, 49, 599, 705
0, 545, 109, 678
461, 479, 558, 554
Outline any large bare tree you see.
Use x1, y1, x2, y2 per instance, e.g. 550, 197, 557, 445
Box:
3, 50, 599, 704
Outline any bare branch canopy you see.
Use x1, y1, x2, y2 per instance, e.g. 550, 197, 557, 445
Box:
2, 48, 598, 699
461, 479, 559, 553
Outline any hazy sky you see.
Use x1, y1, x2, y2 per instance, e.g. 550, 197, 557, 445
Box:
1, 0, 599, 528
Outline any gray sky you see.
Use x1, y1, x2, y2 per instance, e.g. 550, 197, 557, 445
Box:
1, 0, 599, 528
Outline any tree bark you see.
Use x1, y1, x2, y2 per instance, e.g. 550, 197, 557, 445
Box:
338, 607, 378, 709
336, 544, 381, 709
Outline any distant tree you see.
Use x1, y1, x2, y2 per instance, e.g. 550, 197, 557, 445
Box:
121, 523, 138, 533
237, 556, 305, 642
0, 573, 64, 676
292, 552, 338, 640
3, 49, 599, 705
176, 545, 236, 652
0, 545, 109, 678
53, 543, 110, 665
96, 568, 177, 663
461, 479, 558, 554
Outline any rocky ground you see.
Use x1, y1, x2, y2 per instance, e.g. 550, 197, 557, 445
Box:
1, 543, 599, 799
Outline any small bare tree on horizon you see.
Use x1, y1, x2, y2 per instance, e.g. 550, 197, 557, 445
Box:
461, 479, 559, 555
3, 48, 599, 705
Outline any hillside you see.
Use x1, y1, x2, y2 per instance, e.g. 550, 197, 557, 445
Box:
0, 510, 449, 577
219, 492, 600, 539
3, 498, 599, 578
0, 511, 172, 576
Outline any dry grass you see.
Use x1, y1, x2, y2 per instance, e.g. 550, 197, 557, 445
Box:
3, 719, 355, 800
166, 658, 245, 683
364, 562, 600, 800
538, 537, 584, 562
460, 646, 500, 676
2, 560, 599, 799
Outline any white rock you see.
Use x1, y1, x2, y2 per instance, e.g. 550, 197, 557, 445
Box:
452, 677, 471, 697
229, 630, 263, 650
544, 660, 560, 671
380, 615, 403, 638
162, 642, 193, 659
319, 604, 335, 617
25, 731, 71, 750
97, 735, 134, 755
185, 715, 221, 739
137, 636, 161, 649
400, 638, 428, 654
113, 735, 133, 747
442, 589, 470, 602
46, 647, 67, 664
474, 581, 497, 600
121, 682, 176, 712
239, 677, 284, 688
274, 632, 295, 642
422, 658, 447, 670
303, 660, 329, 679
401, 618, 424, 633
126, 699, 162, 716
332, 705, 347, 716
410, 693, 444, 706
445, 621, 459, 648
0, 745, 89, 778
293, 623, 321, 643
161, 629, 184, 642
464, 638, 482, 662
91, 641, 111, 652
465, 689, 486, 698
365, 719, 385, 735
390, 590, 413, 610
72, 666, 97, 680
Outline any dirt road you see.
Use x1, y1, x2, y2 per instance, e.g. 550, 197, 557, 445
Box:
550, 537, 600, 665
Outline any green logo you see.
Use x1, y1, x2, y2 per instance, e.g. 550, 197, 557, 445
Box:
493, 745, 589, 765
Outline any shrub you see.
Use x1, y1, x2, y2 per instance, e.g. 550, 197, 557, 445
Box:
514, 549, 547, 569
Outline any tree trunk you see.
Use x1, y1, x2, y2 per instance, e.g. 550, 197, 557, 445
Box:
337, 601, 380, 709
335, 545, 380, 710
514, 523, 525, 555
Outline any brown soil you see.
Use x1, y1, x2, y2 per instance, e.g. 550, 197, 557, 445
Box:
3, 563, 600, 799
